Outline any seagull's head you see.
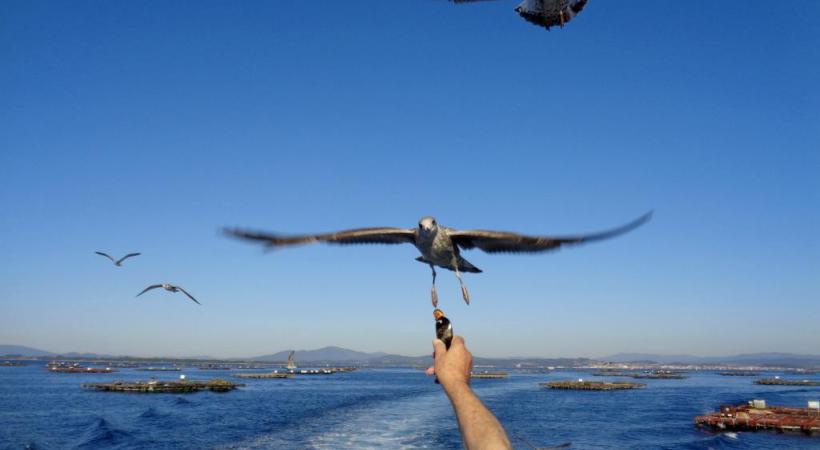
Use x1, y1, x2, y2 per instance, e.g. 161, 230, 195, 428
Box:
418, 216, 438, 235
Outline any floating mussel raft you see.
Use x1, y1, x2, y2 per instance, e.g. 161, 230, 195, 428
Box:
695, 400, 820, 435
470, 371, 508, 379
47, 363, 115, 373
541, 380, 645, 390
83, 379, 244, 393
630, 371, 687, 380
754, 378, 820, 386
234, 367, 356, 379
718, 371, 760, 376
591, 370, 633, 377
234, 372, 293, 379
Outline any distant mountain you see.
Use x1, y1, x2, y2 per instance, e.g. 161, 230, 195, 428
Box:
603, 352, 820, 367
604, 353, 700, 364
5, 343, 817, 368
58, 352, 117, 359
0, 345, 55, 357
367, 354, 597, 368
250, 346, 598, 368
251, 346, 388, 362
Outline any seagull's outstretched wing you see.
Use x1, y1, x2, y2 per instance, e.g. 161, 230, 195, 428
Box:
449, 211, 652, 254
136, 284, 163, 297
224, 227, 417, 248
175, 286, 201, 305
116, 253, 141, 265
95, 251, 116, 263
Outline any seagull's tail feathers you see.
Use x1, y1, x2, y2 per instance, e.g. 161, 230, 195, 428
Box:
457, 257, 482, 273
417, 256, 482, 273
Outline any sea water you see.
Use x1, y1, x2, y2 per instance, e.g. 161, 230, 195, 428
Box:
1, 363, 818, 449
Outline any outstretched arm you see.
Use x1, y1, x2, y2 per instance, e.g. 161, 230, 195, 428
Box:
428, 336, 512, 450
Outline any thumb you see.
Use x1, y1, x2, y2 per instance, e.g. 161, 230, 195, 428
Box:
432, 339, 447, 359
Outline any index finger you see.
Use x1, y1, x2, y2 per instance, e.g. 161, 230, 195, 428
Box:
432, 338, 447, 359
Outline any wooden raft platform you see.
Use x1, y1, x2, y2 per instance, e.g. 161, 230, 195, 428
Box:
234, 372, 293, 379
83, 379, 244, 393
718, 371, 760, 376
541, 380, 645, 391
755, 378, 820, 386
695, 401, 820, 435
591, 371, 633, 377
471, 371, 508, 379
631, 373, 687, 380
49, 366, 115, 373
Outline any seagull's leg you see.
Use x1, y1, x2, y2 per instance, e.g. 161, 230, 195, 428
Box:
429, 264, 438, 308
451, 256, 470, 305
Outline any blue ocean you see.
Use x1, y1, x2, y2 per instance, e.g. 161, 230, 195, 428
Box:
1, 363, 818, 449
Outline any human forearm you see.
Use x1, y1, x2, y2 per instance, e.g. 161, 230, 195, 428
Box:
444, 382, 512, 450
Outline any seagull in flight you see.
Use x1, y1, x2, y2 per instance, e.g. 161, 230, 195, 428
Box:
452, 0, 588, 30
95, 251, 141, 267
224, 211, 651, 307
137, 284, 201, 305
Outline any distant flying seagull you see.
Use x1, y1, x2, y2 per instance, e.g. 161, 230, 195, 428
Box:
224, 211, 651, 307
95, 251, 141, 267
137, 284, 201, 305
452, 0, 588, 30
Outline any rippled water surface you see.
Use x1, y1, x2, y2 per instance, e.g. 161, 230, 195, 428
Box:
1, 363, 818, 449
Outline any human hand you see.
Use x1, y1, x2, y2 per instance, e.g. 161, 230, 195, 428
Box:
426, 335, 472, 392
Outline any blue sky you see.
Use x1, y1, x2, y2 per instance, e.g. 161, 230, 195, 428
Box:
1, 1, 818, 358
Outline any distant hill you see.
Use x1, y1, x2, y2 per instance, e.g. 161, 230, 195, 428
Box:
251, 346, 388, 362
5, 343, 817, 368
250, 346, 597, 368
0, 345, 122, 359
366, 354, 597, 368
0, 345, 55, 357
58, 352, 117, 359
603, 352, 820, 367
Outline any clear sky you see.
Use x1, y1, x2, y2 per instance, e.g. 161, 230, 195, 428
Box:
1, 1, 818, 359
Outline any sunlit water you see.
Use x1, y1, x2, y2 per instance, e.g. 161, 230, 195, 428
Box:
1, 363, 818, 449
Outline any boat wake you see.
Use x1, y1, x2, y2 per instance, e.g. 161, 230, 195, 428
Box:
220, 388, 455, 449
222, 374, 532, 449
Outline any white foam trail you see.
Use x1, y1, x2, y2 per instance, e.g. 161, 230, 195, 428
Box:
308, 390, 451, 449
223, 375, 533, 449
221, 389, 452, 449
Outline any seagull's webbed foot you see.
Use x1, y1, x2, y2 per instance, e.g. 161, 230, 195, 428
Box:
453, 263, 471, 306
460, 285, 470, 305
429, 264, 438, 307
